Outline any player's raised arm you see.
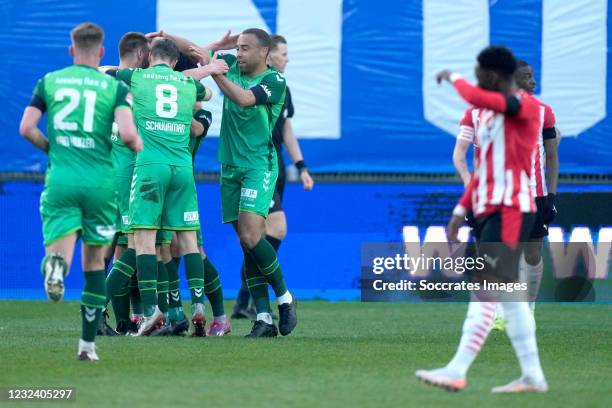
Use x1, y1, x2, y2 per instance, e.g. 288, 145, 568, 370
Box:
214, 69, 286, 108
437, 71, 517, 115
182, 51, 229, 81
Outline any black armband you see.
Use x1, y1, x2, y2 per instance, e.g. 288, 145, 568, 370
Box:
193, 109, 212, 137
250, 85, 269, 105
295, 160, 307, 172
542, 127, 557, 140
28, 94, 46, 113
505, 95, 520, 117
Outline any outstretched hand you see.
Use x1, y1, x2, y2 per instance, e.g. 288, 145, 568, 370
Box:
145, 30, 165, 40
212, 30, 240, 51
436, 69, 453, 84
189, 45, 208, 65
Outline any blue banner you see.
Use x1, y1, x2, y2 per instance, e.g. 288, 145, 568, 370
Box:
1, 0, 611, 173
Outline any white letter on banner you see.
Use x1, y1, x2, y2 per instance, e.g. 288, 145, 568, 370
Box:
423, 0, 607, 137
423, 0, 489, 136
277, 0, 342, 139
157, 0, 342, 139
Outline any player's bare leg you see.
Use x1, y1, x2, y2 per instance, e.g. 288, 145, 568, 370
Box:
133, 229, 164, 336
42, 233, 77, 302
176, 230, 207, 336
78, 243, 109, 361
237, 211, 296, 337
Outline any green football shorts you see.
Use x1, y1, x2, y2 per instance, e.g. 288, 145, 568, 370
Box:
40, 183, 117, 246
129, 164, 200, 231
220, 163, 278, 224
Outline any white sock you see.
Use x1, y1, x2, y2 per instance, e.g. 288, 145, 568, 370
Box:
495, 302, 504, 320
257, 313, 273, 325
213, 314, 227, 322
277, 290, 293, 305
78, 339, 95, 352
524, 258, 544, 311
445, 301, 496, 377
502, 302, 545, 382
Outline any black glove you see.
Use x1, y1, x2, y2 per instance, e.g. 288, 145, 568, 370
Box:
543, 193, 557, 224
193, 109, 212, 138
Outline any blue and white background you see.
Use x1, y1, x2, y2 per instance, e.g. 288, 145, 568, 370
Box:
0, 1, 610, 299
1, 0, 611, 173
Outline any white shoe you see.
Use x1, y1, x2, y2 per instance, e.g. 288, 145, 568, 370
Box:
135, 306, 164, 336
491, 376, 549, 393
189, 303, 206, 337
42, 253, 68, 302
415, 368, 467, 392
77, 339, 99, 361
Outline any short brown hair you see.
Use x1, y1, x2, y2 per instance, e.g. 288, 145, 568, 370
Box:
150, 38, 179, 63
71, 22, 104, 53
270, 35, 287, 51
119, 32, 148, 58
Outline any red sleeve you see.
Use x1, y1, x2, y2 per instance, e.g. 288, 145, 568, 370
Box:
452, 78, 508, 113
543, 104, 556, 128
459, 108, 473, 127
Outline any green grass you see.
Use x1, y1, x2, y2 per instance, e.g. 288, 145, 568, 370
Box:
1, 301, 611, 408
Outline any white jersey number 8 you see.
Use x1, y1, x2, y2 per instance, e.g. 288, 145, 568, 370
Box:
155, 84, 178, 119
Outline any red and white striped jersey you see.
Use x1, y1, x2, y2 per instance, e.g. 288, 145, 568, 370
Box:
451, 76, 540, 217
458, 107, 480, 153
530, 97, 556, 197
458, 100, 555, 198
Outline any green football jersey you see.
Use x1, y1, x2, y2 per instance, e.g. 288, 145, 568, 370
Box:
107, 69, 136, 178
32, 64, 130, 187
217, 54, 286, 169
117, 64, 206, 167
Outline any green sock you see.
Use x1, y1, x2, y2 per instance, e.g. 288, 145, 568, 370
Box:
136, 254, 158, 317
157, 261, 169, 314
166, 257, 185, 321
203, 257, 225, 317
243, 251, 271, 314
111, 285, 130, 323
129, 273, 143, 316
248, 238, 288, 297
183, 253, 205, 306
81, 270, 106, 342
105, 248, 136, 305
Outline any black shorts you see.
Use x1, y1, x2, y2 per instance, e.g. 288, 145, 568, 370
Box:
473, 210, 535, 282
269, 153, 286, 214
529, 196, 549, 239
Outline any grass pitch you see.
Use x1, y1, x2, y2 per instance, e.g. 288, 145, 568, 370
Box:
1, 301, 610, 407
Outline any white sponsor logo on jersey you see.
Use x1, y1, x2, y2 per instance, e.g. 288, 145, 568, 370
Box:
241, 188, 258, 199
184, 211, 199, 222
